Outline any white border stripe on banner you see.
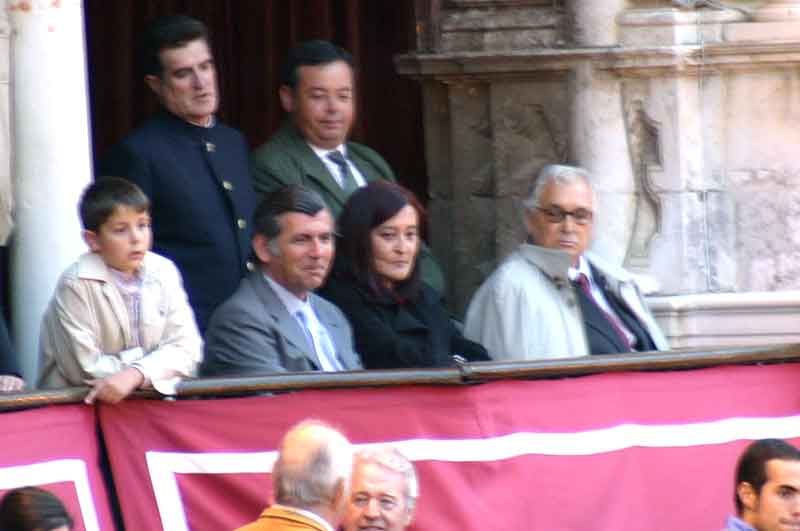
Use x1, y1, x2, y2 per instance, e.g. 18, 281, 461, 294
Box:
0, 459, 101, 531
147, 414, 800, 531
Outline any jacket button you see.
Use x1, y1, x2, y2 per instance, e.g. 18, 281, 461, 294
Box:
237, 218, 247, 229
222, 180, 234, 191
246, 260, 255, 272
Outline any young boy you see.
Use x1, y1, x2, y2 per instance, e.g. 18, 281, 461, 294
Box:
38, 177, 202, 403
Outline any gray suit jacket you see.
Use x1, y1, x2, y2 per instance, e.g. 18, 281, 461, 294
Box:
201, 272, 362, 377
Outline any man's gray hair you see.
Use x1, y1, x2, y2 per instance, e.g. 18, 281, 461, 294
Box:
521, 164, 593, 211
354, 446, 419, 512
273, 420, 353, 509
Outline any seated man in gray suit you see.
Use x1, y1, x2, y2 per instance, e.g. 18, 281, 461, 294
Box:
201, 185, 362, 376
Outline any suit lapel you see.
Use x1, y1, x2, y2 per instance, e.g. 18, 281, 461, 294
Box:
603, 285, 655, 351
347, 144, 380, 183
588, 265, 655, 352
291, 135, 350, 208
248, 273, 321, 368
576, 290, 629, 353
312, 295, 359, 370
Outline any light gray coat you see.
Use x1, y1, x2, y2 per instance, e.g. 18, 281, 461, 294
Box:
464, 243, 669, 360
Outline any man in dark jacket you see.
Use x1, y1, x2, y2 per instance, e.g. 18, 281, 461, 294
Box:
98, 15, 256, 332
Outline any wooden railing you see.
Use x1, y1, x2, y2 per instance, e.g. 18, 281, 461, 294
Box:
2, 343, 799, 412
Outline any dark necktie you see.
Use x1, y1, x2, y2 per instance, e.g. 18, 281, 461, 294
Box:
573, 273, 633, 350
326, 151, 358, 193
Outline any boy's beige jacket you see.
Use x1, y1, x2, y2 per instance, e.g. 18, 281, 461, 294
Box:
37, 251, 202, 390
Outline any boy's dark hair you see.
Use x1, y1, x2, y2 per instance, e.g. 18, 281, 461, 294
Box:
79, 177, 150, 232
253, 185, 328, 243
281, 40, 354, 89
734, 438, 800, 514
138, 14, 210, 78
335, 180, 423, 301
0, 486, 74, 531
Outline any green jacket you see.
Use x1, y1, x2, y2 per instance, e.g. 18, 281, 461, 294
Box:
251, 121, 444, 293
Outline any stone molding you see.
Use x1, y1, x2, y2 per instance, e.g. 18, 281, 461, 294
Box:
650, 291, 800, 348
397, 41, 800, 80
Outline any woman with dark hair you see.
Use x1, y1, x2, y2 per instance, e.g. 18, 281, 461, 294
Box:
320, 181, 489, 368
0, 486, 74, 531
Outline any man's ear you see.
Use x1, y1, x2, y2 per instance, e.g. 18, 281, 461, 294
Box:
252, 234, 272, 264
737, 481, 758, 512
82, 230, 100, 252
403, 503, 415, 527
144, 74, 162, 98
279, 85, 295, 113
331, 477, 348, 516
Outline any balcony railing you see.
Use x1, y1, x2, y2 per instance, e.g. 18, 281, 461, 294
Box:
2, 343, 799, 412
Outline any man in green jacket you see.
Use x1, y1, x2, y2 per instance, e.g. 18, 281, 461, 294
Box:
251, 40, 444, 293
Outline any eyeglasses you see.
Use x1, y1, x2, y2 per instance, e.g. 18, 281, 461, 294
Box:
536, 206, 593, 225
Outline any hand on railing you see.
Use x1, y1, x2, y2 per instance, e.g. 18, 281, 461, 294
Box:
0, 375, 24, 392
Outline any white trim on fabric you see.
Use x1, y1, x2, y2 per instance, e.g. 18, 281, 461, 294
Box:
0, 459, 101, 531
146, 414, 800, 531
146, 451, 278, 531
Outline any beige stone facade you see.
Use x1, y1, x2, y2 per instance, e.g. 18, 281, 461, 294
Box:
398, 0, 800, 347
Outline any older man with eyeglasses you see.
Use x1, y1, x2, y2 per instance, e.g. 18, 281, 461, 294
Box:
464, 164, 668, 360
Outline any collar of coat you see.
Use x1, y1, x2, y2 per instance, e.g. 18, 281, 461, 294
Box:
517, 243, 641, 294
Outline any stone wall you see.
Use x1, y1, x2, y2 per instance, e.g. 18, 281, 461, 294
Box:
0, 0, 11, 245
398, 0, 800, 331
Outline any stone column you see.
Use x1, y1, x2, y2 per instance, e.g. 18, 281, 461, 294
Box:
8, 0, 92, 381
567, 0, 636, 265
566, 0, 628, 46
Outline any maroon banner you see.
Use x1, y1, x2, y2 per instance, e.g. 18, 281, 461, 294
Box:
0, 405, 117, 531
98, 362, 800, 531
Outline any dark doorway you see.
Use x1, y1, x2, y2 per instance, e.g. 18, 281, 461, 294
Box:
84, 0, 429, 201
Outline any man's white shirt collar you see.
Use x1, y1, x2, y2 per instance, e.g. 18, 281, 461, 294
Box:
567, 255, 592, 283
308, 142, 347, 159
307, 142, 366, 189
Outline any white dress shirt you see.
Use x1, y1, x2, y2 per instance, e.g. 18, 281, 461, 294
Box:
308, 143, 367, 189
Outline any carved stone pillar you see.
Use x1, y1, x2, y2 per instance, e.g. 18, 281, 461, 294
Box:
566, 0, 629, 46
9, 0, 92, 380
566, 0, 636, 266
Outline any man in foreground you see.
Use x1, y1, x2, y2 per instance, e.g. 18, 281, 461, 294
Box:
723, 439, 800, 531
236, 420, 353, 531
342, 446, 417, 531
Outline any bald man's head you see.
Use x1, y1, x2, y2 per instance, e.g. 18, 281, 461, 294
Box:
272, 420, 353, 526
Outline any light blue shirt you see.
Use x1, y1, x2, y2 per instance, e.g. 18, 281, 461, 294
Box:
263, 274, 343, 372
